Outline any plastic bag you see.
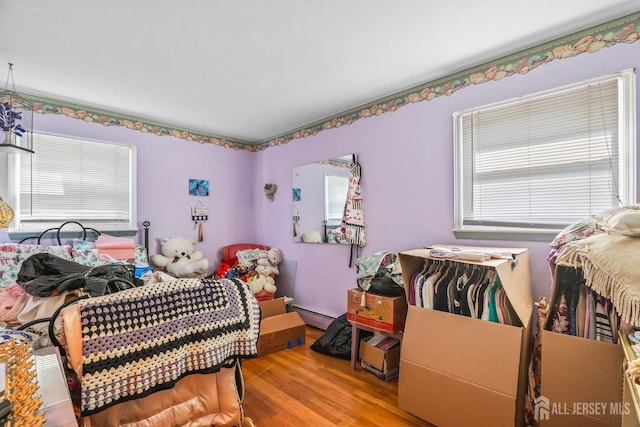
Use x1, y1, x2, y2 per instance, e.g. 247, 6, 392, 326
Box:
355, 251, 405, 297
17, 253, 137, 297
310, 314, 371, 359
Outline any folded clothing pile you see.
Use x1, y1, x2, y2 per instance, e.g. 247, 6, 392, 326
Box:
95, 234, 136, 262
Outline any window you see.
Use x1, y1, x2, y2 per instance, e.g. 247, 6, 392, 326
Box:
453, 69, 636, 238
324, 174, 349, 222
7, 133, 137, 233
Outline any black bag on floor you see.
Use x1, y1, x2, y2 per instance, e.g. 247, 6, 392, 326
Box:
310, 313, 371, 360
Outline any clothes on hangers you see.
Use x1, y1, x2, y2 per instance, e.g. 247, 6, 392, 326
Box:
408, 258, 521, 326
546, 266, 619, 344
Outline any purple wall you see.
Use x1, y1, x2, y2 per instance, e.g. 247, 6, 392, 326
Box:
255, 41, 640, 318
24, 41, 640, 320
32, 114, 257, 267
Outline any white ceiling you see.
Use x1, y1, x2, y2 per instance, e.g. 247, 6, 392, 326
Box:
1, 1, 639, 144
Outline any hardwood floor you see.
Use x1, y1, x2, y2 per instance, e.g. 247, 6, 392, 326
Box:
241, 326, 434, 427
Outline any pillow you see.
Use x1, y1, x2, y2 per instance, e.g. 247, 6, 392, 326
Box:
236, 248, 268, 267
71, 239, 104, 267
72, 238, 95, 250
596, 205, 640, 237
72, 239, 149, 267
18, 244, 72, 261
0, 244, 20, 288
549, 216, 604, 248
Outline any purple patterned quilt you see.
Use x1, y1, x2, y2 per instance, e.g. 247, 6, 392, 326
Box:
77, 277, 260, 415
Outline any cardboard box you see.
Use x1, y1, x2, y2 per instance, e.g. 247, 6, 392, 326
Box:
346, 288, 407, 333
359, 335, 401, 381
257, 298, 306, 356
539, 330, 623, 427
537, 265, 624, 427
397, 245, 533, 427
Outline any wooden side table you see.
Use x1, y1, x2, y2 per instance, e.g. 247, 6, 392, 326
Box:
349, 321, 403, 370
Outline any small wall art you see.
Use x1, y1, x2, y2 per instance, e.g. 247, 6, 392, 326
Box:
189, 179, 209, 196
292, 188, 301, 201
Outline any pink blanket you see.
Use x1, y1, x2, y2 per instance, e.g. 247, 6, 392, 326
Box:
95, 234, 135, 261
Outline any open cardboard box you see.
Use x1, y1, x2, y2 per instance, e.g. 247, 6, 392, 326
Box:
257, 298, 306, 356
539, 330, 623, 427
397, 245, 533, 427
359, 335, 401, 381
537, 265, 624, 427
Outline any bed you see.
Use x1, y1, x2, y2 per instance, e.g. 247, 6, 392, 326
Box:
0, 222, 260, 427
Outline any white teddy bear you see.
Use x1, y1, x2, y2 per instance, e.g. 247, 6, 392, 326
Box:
249, 264, 279, 294
151, 237, 209, 278
255, 248, 282, 273
247, 248, 283, 295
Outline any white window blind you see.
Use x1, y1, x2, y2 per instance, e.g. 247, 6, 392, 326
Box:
454, 69, 636, 234
11, 133, 136, 231
324, 174, 349, 222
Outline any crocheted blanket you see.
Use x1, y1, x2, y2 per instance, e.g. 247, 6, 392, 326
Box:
555, 233, 640, 327
77, 277, 261, 416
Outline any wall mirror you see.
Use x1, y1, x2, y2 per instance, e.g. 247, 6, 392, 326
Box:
292, 154, 354, 244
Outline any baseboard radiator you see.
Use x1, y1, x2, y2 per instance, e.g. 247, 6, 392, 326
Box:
292, 305, 335, 330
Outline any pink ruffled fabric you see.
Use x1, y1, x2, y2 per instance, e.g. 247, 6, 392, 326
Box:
0, 283, 27, 323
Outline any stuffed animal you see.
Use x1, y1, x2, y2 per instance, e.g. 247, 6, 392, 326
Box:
246, 248, 283, 295
254, 248, 280, 273
250, 265, 279, 294
145, 270, 177, 284
151, 237, 209, 278
301, 231, 322, 243
267, 248, 282, 267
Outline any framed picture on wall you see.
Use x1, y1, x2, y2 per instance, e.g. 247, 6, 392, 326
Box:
293, 188, 301, 201
189, 179, 209, 196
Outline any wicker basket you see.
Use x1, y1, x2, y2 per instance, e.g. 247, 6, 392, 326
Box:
0, 197, 14, 229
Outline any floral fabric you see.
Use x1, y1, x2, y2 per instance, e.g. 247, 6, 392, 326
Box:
0, 241, 148, 289
549, 216, 604, 249
72, 239, 148, 267
0, 243, 72, 288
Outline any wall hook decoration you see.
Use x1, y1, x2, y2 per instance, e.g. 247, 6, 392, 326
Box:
191, 201, 208, 242
264, 183, 277, 200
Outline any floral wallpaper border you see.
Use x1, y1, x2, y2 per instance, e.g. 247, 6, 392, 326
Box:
0, 92, 251, 151
257, 11, 640, 151
321, 158, 352, 168
6, 11, 640, 153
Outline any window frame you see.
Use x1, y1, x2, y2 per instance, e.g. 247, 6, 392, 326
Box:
453, 69, 637, 241
5, 131, 138, 236
324, 173, 349, 223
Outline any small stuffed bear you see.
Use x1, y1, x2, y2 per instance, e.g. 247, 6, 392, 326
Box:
151, 237, 209, 278
248, 248, 283, 295
256, 248, 283, 274
267, 248, 282, 267
301, 231, 322, 243
250, 264, 279, 294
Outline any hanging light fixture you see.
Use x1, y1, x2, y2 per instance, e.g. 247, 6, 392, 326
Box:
0, 63, 34, 154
